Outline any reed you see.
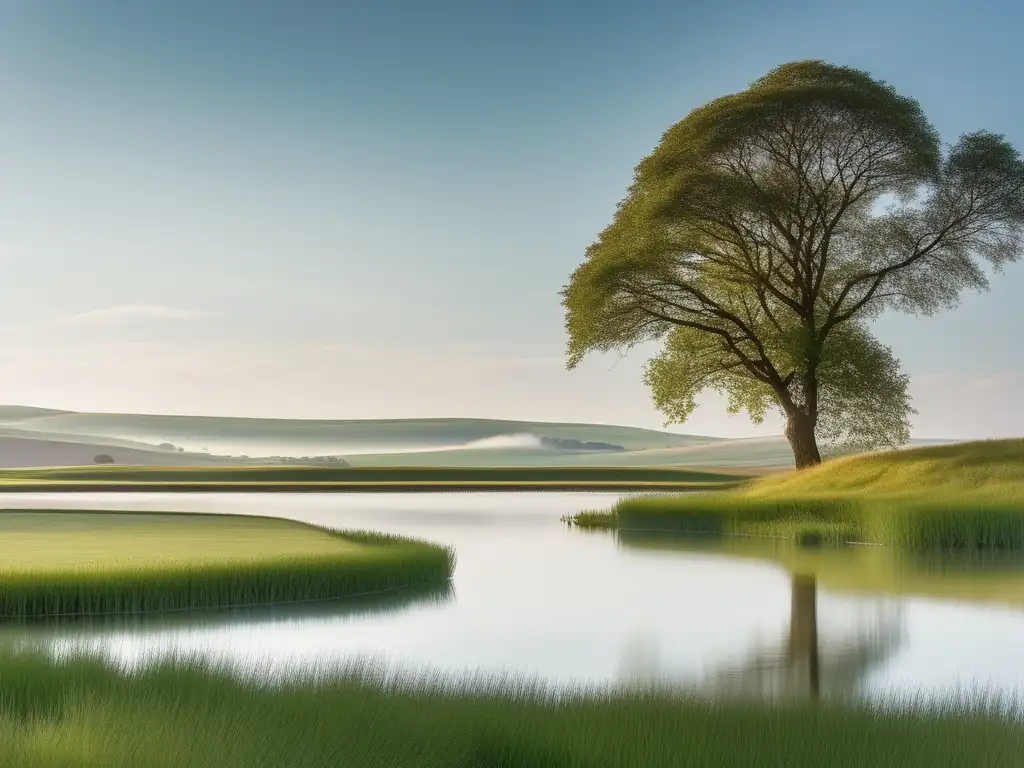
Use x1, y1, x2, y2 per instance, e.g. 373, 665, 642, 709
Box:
560, 509, 617, 529
568, 441, 1024, 549
0, 651, 1019, 767
0, 512, 454, 618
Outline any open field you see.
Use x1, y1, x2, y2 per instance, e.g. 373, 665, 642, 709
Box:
568, 440, 1024, 548
0, 511, 454, 618
0, 652, 1019, 767
0, 464, 755, 492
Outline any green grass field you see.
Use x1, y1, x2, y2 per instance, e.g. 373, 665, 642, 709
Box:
0, 511, 454, 618
0, 652, 1018, 767
0, 464, 755, 491
568, 440, 1024, 549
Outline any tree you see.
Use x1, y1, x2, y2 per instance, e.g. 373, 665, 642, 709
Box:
93, 454, 115, 464
561, 61, 1024, 468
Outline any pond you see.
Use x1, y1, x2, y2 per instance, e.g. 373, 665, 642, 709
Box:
3, 492, 1023, 704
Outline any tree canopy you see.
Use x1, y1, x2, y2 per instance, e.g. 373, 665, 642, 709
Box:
561, 60, 1024, 467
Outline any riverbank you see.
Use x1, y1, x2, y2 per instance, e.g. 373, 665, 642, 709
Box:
0, 465, 756, 493
0, 511, 454, 618
0, 652, 1020, 767
566, 440, 1024, 548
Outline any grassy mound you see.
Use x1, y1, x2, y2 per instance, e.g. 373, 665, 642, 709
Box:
0, 652, 1019, 767
577, 440, 1024, 548
0, 511, 454, 618
742, 440, 1024, 500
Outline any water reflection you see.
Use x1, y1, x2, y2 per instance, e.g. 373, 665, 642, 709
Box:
0, 581, 453, 639
616, 569, 905, 702
615, 529, 1024, 608
1, 492, 1023, 703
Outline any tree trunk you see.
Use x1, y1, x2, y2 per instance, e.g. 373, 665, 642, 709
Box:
785, 412, 822, 469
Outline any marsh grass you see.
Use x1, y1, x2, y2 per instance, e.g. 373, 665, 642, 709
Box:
560, 509, 617, 529
0, 651, 1019, 767
0, 511, 454, 618
611, 495, 1024, 548
568, 441, 1024, 549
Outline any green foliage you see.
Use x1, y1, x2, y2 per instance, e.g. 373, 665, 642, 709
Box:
0, 512, 454, 618
0, 651, 1020, 767
562, 60, 1024, 463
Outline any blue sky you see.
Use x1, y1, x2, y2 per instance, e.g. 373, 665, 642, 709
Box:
0, 0, 1021, 437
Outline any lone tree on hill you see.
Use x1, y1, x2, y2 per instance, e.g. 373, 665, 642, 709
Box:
561, 61, 1024, 468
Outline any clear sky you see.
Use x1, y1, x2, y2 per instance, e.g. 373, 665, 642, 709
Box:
0, 0, 1021, 438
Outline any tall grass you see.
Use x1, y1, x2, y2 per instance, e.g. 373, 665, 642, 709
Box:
0, 512, 455, 618
0, 651, 1019, 767
610, 495, 1024, 548
569, 441, 1024, 549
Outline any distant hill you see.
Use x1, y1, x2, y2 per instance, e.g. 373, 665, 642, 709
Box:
0, 406, 956, 470
0, 409, 719, 453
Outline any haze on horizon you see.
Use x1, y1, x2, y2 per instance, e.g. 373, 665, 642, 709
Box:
1, 0, 1021, 440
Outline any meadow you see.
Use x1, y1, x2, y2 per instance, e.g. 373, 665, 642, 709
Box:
0, 511, 454, 618
0, 651, 1019, 767
0, 464, 752, 491
567, 440, 1024, 549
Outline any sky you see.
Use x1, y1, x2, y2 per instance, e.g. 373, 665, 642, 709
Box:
0, 0, 1021, 438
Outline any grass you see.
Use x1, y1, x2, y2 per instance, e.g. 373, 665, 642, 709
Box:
0, 511, 454, 618
560, 509, 618, 529
567, 440, 1024, 549
0, 651, 1019, 767
0, 464, 754, 491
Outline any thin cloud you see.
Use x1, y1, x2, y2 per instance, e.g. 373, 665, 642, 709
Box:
56, 304, 224, 324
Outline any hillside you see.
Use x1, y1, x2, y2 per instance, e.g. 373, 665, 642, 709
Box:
0, 410, 715, 453
0, 437, 227, 469
738, 439, 1024, 500
0, 405, 957, 470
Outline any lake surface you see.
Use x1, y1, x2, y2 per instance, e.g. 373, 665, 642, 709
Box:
3, 492, 1024, 704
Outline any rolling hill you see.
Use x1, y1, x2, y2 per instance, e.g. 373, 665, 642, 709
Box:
0, 406, 954, 469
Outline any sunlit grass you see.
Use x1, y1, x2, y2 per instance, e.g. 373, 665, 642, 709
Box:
741, 439, 1024, 501
567, 441, 1024, 549
0, 651, 1019, 767
0, 511, 454, 618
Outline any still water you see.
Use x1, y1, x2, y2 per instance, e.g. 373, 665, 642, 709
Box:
3, 492, 1024, 703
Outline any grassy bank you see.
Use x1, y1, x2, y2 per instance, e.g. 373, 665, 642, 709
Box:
0, 464, 754, 493
0, 652, 1019, 767
569, 441, 1024, 548
0, 511, 454, 618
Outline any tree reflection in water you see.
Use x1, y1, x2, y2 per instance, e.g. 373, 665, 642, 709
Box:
613, 531, 909, 702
